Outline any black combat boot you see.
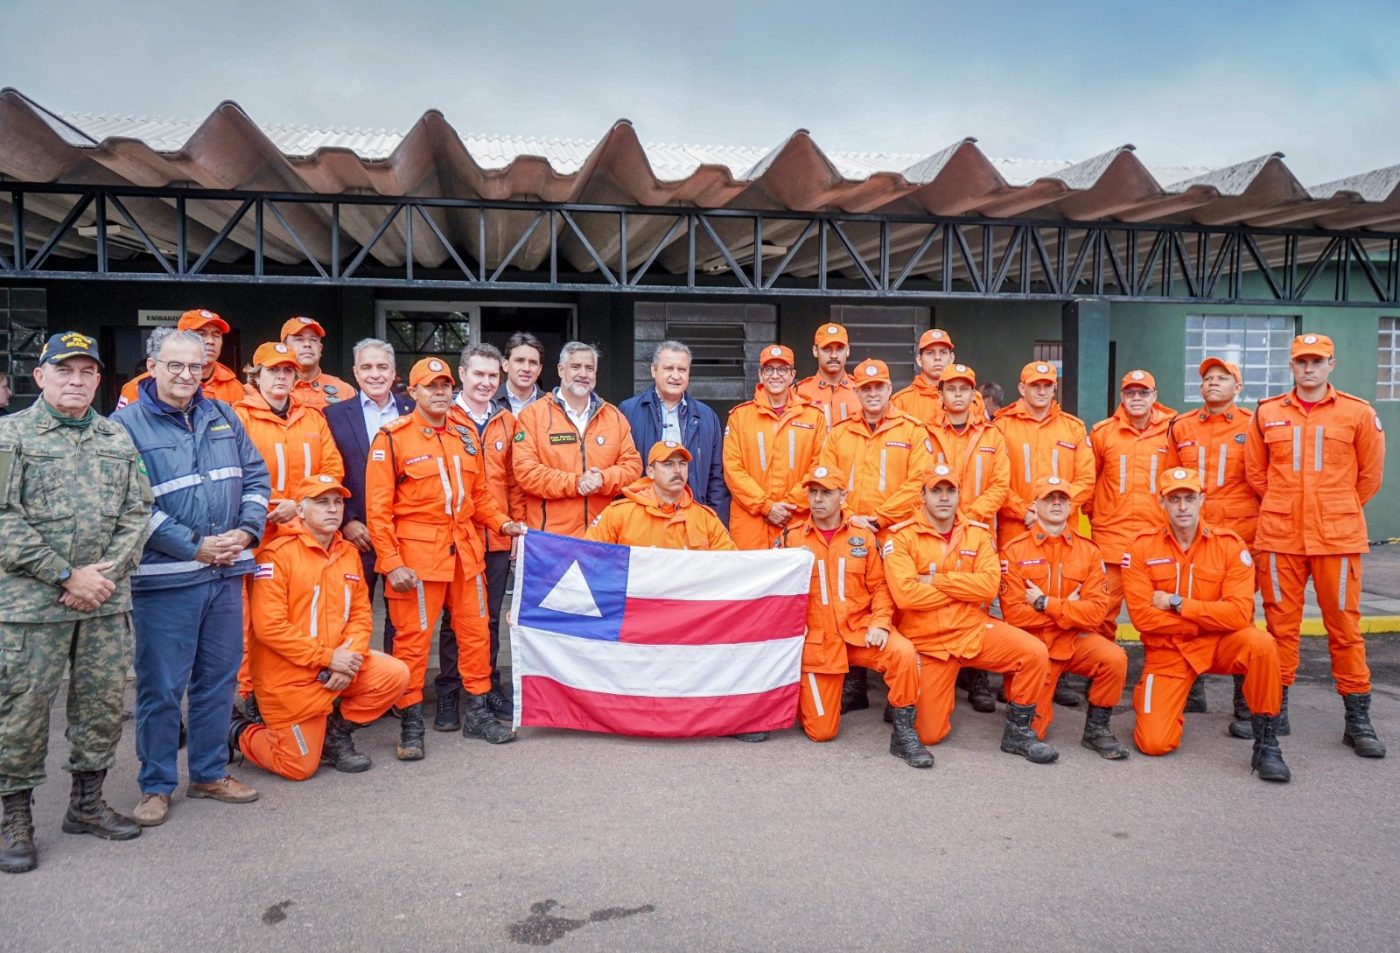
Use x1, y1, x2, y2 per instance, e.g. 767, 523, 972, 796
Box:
888, 705, 934, 768
1000, 701, 1059, 764
321, 710, 372, 773
1052, 674, 1081, 708
730, 732, 769, 742
462, 692, 516, 744
840, 668, 870, 713
396, 703, 426, 761
433, 690, 461, 732
1185, 677, 1208, 713
1250, 714, 1291, 782
486, 684, 513, 719
1081, 705, 1129, 760
1342, 692, 1386, 758
60, 770, 141, 841
227, 706, 252, 763
1, 791, 37, 874
1227, 675, 1254, 739
966, 670, 997, 713
1277, 686, 1291, 735
243, 692, 264, 725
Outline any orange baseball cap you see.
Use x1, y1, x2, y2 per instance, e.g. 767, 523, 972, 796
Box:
923, 463, 960, 490
647, 440, 692, 466
1198, 357, 1242, 382
940, 363, 977, 387
408, 357, 455, 388
1291, 333, 1334, 360
252, 341, 298, 369
814, 323, 849, 347
852, 358, 891, 387
1158, 467, 1203, 498
1020, 361, 1058, 385
293, 473, 351, 500
1121, 369, 1157, 391
281, 316, 327, 339
918, 328, 955, 352
760, 344, 795, 367
802, 464, 847, 490
178, 309, 230, 334
1032, 475, 1072, 500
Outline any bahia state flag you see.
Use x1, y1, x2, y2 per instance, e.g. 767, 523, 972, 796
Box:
509, 531, 814, 737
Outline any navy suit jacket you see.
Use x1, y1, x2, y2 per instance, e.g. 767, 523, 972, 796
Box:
325, 392, 416, 525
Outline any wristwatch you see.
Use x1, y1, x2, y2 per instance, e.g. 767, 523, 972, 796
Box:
1168, 594, 1183, 614
56, 566, 73, 585
1033, 595, 1048, 613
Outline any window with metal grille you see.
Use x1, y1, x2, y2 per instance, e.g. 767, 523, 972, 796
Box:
829, 305, 931, 392
0, 288, 45, 410
1378, 317, 1400, 401
1184, 314, 1296, 403
633, 303, 776, 405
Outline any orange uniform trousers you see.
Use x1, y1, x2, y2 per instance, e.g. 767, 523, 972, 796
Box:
798, 635, 919, 742
1258, 552, 1369, 695
914, 620, 1049, 746
1133, 628, 1281, 756
237, 650, 409, 781
1033, 634, 1128, 737
386, 559, 492, 706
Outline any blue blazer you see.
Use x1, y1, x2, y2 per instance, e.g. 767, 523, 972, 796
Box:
619, 386, 730, 524
325, 392, 415, 525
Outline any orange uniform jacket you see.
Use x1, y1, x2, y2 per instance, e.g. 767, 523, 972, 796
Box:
292, 372, 357, 411
512, 392, 643, 536
248, 524, 372, 726
927, 415, 1010, 527
722, 388, 828, 545
585, 481, 736, 551
817, 410, 935, 529
365, 411, 509, 580
1087, 403, 1176, 566
455, 402, 526, 553
999, 527, 1112, 659
777, 516, 893, 674
233, 390, 345, 509
883, 512, 1001, 659
1165, 404, 1260, 545
116, 361, 246, 409
1245, 386, 1386, 556
795, 374, 859, 429
993, 400, 1095, 532
891, 376, 987, 427
1123, 524, 1256, 673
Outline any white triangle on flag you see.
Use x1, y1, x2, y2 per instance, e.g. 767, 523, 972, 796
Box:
538, 560, 602, 617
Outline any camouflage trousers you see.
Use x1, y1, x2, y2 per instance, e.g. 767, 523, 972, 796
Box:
0, 612, 133, 795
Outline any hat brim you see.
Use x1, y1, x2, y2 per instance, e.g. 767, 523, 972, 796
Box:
44, 351, 104, 367
1197, 358, 1236, 378
411, 372, 455, 388
1291, 348, 1332, 360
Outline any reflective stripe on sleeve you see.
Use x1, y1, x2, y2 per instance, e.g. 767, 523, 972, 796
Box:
207, 466, 243, 482
148, 511, 170, 532
150, 473, 202, 497
242, 493, 269, 508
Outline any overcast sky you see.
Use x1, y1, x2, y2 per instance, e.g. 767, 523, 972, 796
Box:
3, 0, 1396, 184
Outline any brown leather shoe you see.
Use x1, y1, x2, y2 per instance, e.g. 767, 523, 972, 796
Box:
132, 793, 171, 827
186, 776, 258, 804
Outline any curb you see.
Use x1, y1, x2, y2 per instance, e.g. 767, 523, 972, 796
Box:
1115, 616, 1400, 642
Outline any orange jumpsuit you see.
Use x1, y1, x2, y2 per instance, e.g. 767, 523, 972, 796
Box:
927, 414, 1011, 528
992, 400, 1095, 549
1125, 524, 1282, 755
291, 371, 357, 410
795, 373, 859, 429
365, 410, 510, 706
884, 513, 1050, 745
512, 392, 643, 536
722, 388, 828, 549
116, 361, 246, 409
999, 526, 1124, 735
1165, 405, 1260, 546
891, 375, 987, 428
239, 524, 410, 780
1088, 403, 1175, 639
1246, 386, 1386, 694
585, 481, 736, 551
817, 411, 935, 530
777, 516, 918, 741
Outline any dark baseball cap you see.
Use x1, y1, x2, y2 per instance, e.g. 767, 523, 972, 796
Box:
39, 331, 103, 367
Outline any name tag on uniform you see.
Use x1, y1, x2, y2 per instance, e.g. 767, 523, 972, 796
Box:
885, 441, 910, 449
403, 454, 431, 466
978, 446, 997, 453
1145, 557, 1174, 566
549, 433, 578, 445
1056, 440, 1076, 450
792, 422, 816, 429
1018, 558, 1046, 566
344, 573, 361, 582
1264, 419, 1288, 428
210, 423, 232, 432
960, 549, 977, 557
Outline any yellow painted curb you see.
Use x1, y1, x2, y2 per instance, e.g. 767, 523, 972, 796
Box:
1115, 616, 1400, 642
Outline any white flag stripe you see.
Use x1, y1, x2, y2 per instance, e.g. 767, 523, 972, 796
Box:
624, 546, 813, 601
513, 625, 804, 698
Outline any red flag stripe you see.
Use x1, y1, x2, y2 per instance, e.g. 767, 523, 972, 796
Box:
618, 594, 808, 645
518, 676, 799, 738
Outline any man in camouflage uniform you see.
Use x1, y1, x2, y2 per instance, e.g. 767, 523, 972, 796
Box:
0, 332, 152, 874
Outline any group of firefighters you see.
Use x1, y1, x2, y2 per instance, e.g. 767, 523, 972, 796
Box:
0, 308, 1386, 875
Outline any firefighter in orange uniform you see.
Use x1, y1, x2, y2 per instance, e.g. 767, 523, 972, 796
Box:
281, 316, 356, 410
891, 328, 984, 426
365, 357, 527, 759
774, 465, 931, 767
1246, 333, 1386, 757
722, 345, 828, 550
795, 323, 859, 428
883, 465, 1057, 763
999, 476, 1128, 758
116, 309, 246, 409
992, 361, 1095, 550
1125, 468, 1290, 782
512, 342, 643, 536
231, 475, 410, 780
586, 442, 736, 551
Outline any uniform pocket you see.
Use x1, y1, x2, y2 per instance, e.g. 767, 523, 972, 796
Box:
1257, 495, 1294, 540
1319, 490, 1364, 538
0, 630, 26, 695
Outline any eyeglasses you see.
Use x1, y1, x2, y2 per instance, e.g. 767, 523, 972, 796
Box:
759, 366, 793, 377
156, 361, 206, 377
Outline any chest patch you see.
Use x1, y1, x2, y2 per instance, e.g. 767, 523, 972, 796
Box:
403, 454, 431, 466
1018, 558, 1047, 566
548, 433, 578, 445
1263, 419, 1289, 429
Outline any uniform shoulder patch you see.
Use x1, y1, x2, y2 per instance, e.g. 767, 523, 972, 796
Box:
881, 540, 895, 556
253, 562, 274, 580
1240, 549, 1253, 567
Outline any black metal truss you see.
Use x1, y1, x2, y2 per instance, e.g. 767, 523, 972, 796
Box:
3, 182, 1398, 307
